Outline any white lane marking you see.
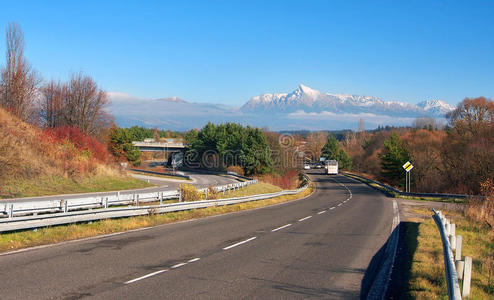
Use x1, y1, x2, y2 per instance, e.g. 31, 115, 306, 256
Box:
187, 258, 201, 263
337, 203, 342, 206
298, 216, 312, 222
330, 207, 335, 210
125, 269, 168, 284
272, 223, 292, 232
223, 236, 257, 250
171, 262, 187, 269
317, 210, 327, 214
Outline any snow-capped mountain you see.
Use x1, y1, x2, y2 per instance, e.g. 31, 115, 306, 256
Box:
109, 85, 456, 131
416, 99, 456, 116
241, 84, 454, 117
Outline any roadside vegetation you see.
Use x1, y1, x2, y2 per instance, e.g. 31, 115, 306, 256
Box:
1, 173, 151, 199
0, 107, 151, 198
0, 182, 313, 252
404, 207, 493, 299
343, 97, 494, 195
178, 182, 283, 202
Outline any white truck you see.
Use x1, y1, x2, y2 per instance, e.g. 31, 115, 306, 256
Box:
325, 160, 338, 175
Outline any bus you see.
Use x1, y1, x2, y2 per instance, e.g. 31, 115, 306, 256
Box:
325, 160, 338, 175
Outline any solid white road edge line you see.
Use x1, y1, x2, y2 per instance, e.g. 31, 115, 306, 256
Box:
271, 223, 292, 232
171, 262, 187, 269
223, 236, 257, 250
124, 269, 168, 284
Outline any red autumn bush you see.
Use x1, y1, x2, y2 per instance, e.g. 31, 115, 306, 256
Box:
43, 126, 110, 163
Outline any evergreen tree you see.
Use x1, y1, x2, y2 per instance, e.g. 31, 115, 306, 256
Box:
321, 135, 340, 160
379, 133, 409, 188
321, 135, 353, 170
108, 126, 142, 166
184, 122, 273, 175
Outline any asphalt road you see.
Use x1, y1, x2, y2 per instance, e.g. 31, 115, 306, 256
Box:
0, 171, 238, 203
0, 171, 394, 299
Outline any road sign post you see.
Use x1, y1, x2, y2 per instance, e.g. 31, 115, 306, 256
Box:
402, 161, 414, 193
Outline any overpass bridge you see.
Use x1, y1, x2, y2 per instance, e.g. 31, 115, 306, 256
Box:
132, 141, 185, 152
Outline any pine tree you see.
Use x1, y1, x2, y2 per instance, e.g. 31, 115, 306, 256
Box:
379, 133, 409, 188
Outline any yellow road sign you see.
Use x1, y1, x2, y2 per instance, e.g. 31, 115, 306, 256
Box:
402, 161, 413, 172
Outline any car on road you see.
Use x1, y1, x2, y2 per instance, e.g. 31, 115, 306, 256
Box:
304, 164, 311, 170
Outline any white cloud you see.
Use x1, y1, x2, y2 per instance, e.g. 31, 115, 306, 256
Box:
287, 110, 416, 125
107, 91, 148, 102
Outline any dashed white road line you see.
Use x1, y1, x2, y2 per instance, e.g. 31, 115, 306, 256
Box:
337, 203, 342, 207
298, 216, 312, 222
317, 210, 326, 214
223, 236, 257, 250
272, 223, 292, 232
330, 207, 335, 210
187, 258, 201, 263
125, 269, 168, 284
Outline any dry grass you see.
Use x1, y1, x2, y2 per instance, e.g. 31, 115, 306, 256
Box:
216, 182, 282, 199
465, 179, 494, 231
0, 108, 151, 198
407, 207, 494, 299
0, 182, 314, 252
255, 169, 300, 190
0, 173, 152, 199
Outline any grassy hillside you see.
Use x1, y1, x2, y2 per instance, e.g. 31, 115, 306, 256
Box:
0, 108, 151, 198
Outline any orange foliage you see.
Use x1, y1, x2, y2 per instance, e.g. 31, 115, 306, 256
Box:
256, 169, 300, 190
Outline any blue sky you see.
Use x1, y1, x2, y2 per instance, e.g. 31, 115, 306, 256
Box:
1, 0, 493, 106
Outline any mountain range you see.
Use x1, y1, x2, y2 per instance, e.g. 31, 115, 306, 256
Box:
241, 84, 454, 117
109, 85, 456, 131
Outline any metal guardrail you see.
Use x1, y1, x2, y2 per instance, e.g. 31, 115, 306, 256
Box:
1, 180, 257, 219
432, 209, 472, 299
343, 172, 468, 199
0, 176, 310, 232
432, 209, 462, 299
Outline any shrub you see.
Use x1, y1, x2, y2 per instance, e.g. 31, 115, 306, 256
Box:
44, 126, 110, 163
179, 184, 204, 202
207, 186, 219, 199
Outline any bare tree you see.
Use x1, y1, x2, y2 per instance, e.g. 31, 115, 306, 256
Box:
0, 22, 40, 121
39, 80, 66, 128
306, 131, 328, 161
412, 117, 441, 130
64, 72, 110, 135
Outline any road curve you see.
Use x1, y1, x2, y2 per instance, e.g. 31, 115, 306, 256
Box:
0, 171, 394, 299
